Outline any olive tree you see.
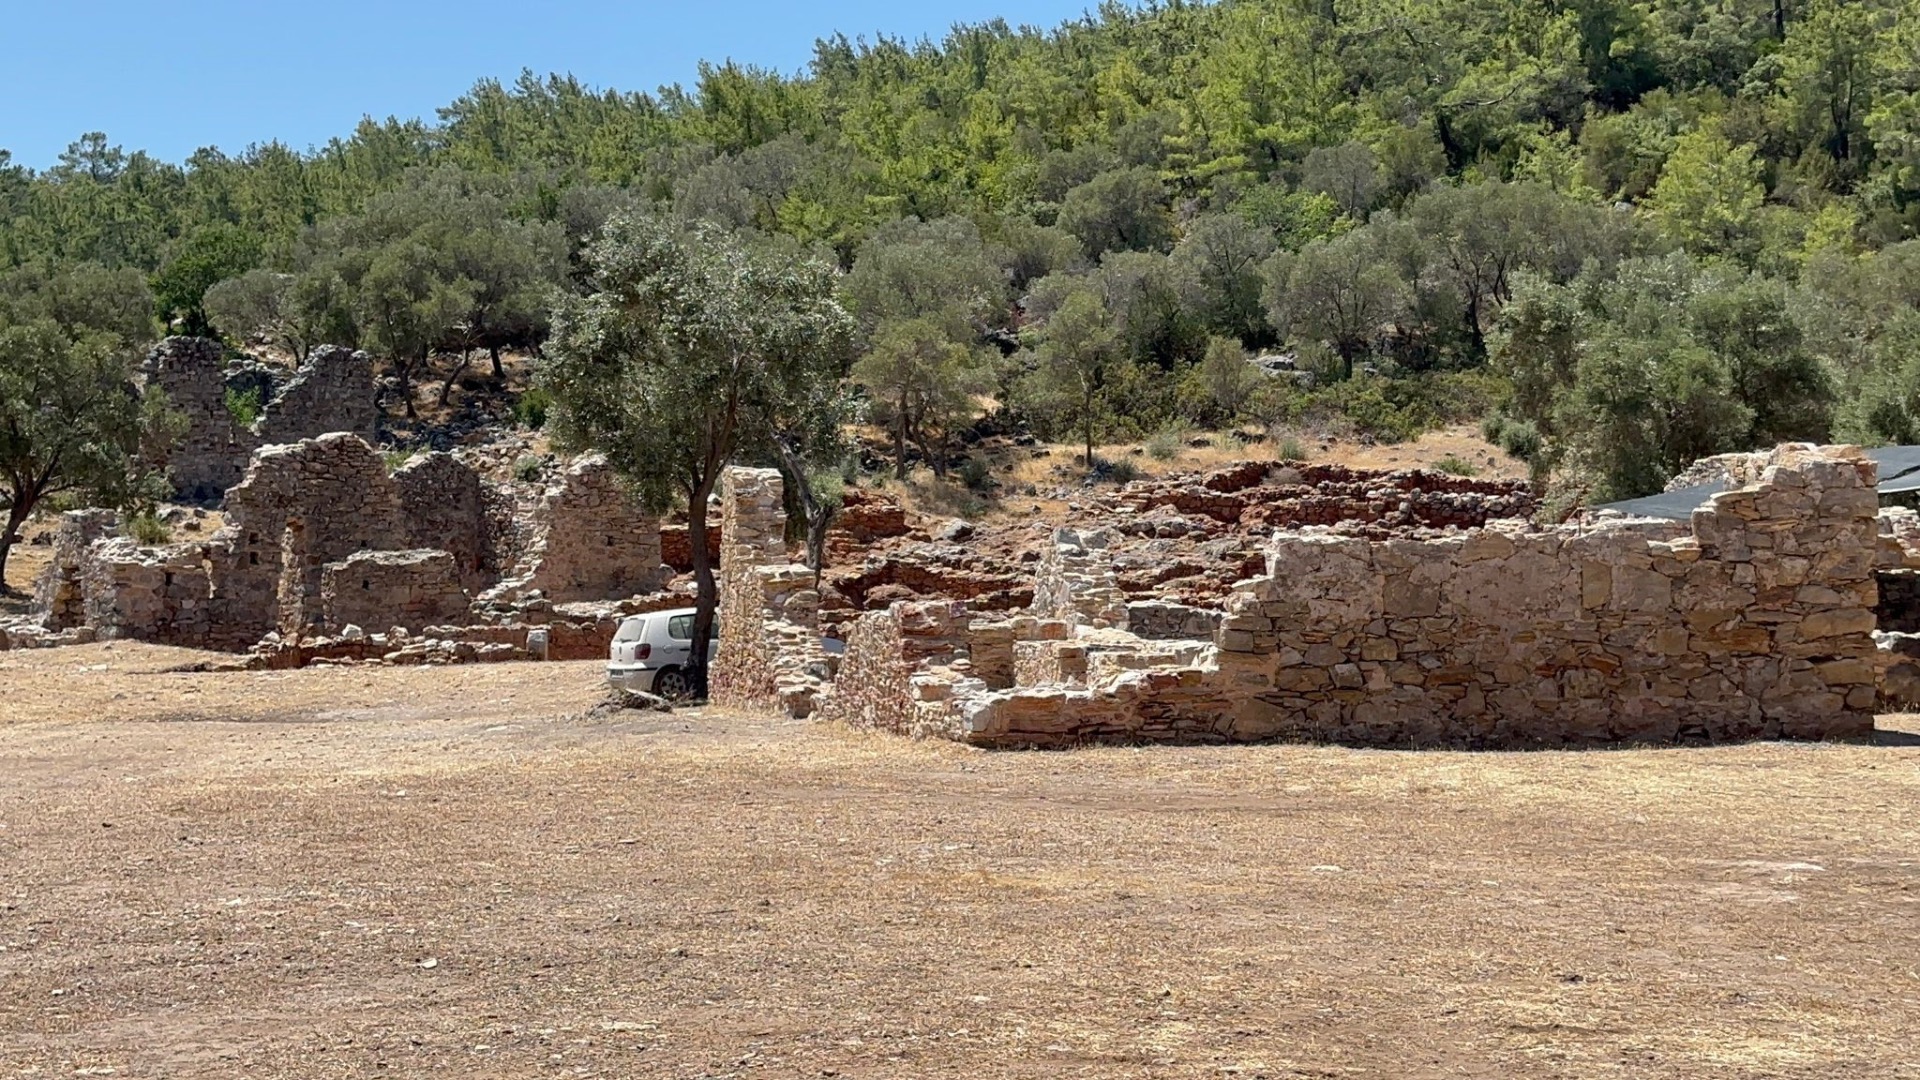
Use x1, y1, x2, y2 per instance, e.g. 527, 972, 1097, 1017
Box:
539, 213, 853, 688
0, 264, 173, 590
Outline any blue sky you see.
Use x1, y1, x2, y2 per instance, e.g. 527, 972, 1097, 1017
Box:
3, 0, 1101, 170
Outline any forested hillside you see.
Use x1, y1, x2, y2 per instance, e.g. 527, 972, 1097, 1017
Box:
7, 0, 1920, 501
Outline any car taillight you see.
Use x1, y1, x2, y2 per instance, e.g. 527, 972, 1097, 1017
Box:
636, 643, 651, 660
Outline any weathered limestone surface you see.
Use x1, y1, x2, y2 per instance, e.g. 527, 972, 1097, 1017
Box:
824, 445, 1881, 748
252, 345, 379, 447
320, 549, 469, 633
393, 453, 494, 590
219, 433, 411, 639
485, 456, 667, 603
35, 510, 119, 630
811, 601, 978, 738
711, 468, 829, 715
142, 337, 257, 502
141, 339, 381, 504
1030, 527, 1129, 630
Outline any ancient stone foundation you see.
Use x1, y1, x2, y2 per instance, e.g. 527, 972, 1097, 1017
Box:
805, 446, 1881, 748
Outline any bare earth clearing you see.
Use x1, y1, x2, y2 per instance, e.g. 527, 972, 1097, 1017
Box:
2, 644, 1917, 1079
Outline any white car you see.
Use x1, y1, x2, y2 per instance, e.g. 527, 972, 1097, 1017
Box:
608, 608, 718, 698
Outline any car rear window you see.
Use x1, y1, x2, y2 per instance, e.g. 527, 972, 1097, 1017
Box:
613, 617, 645, 643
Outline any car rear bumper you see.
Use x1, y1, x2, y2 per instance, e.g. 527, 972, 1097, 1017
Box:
606, 665, 660, 693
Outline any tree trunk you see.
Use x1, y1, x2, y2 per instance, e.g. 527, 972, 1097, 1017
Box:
686, 476, 719, 696
440, 349, 474, 407
894, 390, 911, 480
775, 440, 835, 589
394, 356, 420, 419
489, 343, 505, 379
0, 498, 28, 596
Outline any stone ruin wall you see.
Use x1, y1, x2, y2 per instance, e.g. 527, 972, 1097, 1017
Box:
252, 345, 379, 447
813, 445, 1881, 749
711, 468, 830, 716
319, 549, 470, 634
143, 337, 257, 502
393, 453, 494, 590
142, 338, 381, 505
484, 456, 667, 604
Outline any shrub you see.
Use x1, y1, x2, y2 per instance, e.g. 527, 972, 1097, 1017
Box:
383, 449, 418, 472
1276, 435, 1307, 462
513, 386, 552, 430
1482, 412, 1543, 462
1434, 454, 1478, 477
125, 511, 170, 546
512, 455, 545, 483
1144, 425, 1187, 461
958, 455, 992, 491
223, 385, 262, 427
1094, 455, 1141, 484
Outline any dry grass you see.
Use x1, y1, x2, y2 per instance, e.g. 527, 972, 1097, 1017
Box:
2, 642, 1917, 1078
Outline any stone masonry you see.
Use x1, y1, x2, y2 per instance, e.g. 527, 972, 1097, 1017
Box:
320, 549, 470, 633
142, 337, 257, 502
813, 445, 1881, 748
253, 345, 379, 447
393, 453, 493, 590
711, 467, 830, 716
484, 456, 668, 603
142, 338, 382, 504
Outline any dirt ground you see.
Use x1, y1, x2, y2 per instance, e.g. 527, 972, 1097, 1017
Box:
2, 644, 1918, 1079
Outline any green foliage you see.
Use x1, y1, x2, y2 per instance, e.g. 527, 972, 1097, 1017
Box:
1275, 435, 1307, 462
223, 385, 262, 426
150, 224, 261, 336
14, 0, 1920, 510
513, 386, 552, 430
541, 213, 854, 674
1144, 425, 1187, 461
124, 511, 171, 546
0, 263, 174, 586
958, 455, 992, 491
1433, 455, 1479, 477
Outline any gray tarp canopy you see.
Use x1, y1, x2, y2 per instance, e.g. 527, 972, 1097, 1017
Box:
1591, 446, 1920, 520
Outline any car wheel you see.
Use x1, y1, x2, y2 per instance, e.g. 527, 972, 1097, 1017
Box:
653, 667, 691, 700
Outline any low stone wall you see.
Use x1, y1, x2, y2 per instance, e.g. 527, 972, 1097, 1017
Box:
821, 445, 1881, 749
1125, 599, 1222, 641
811, 601, 978, 738
320, 549, 469, 633
1030, 527, 1128, 629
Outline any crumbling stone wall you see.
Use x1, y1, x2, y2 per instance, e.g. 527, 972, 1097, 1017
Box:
812, 601, 978, 737
35, 509, 118, 630
1125, 599, 1223, 640
393, 453, 493, 590
320, 549, 469, 633
79, 538, 218, 646
141, 339, 381, 504
215, 433, 410, 640
711, 467, 829, 715
484, 456, 667, 603
253, 345, 379, 447
822, 445, 1880, 748
143, 337, 257, 502
1030, 527, 1129, 630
